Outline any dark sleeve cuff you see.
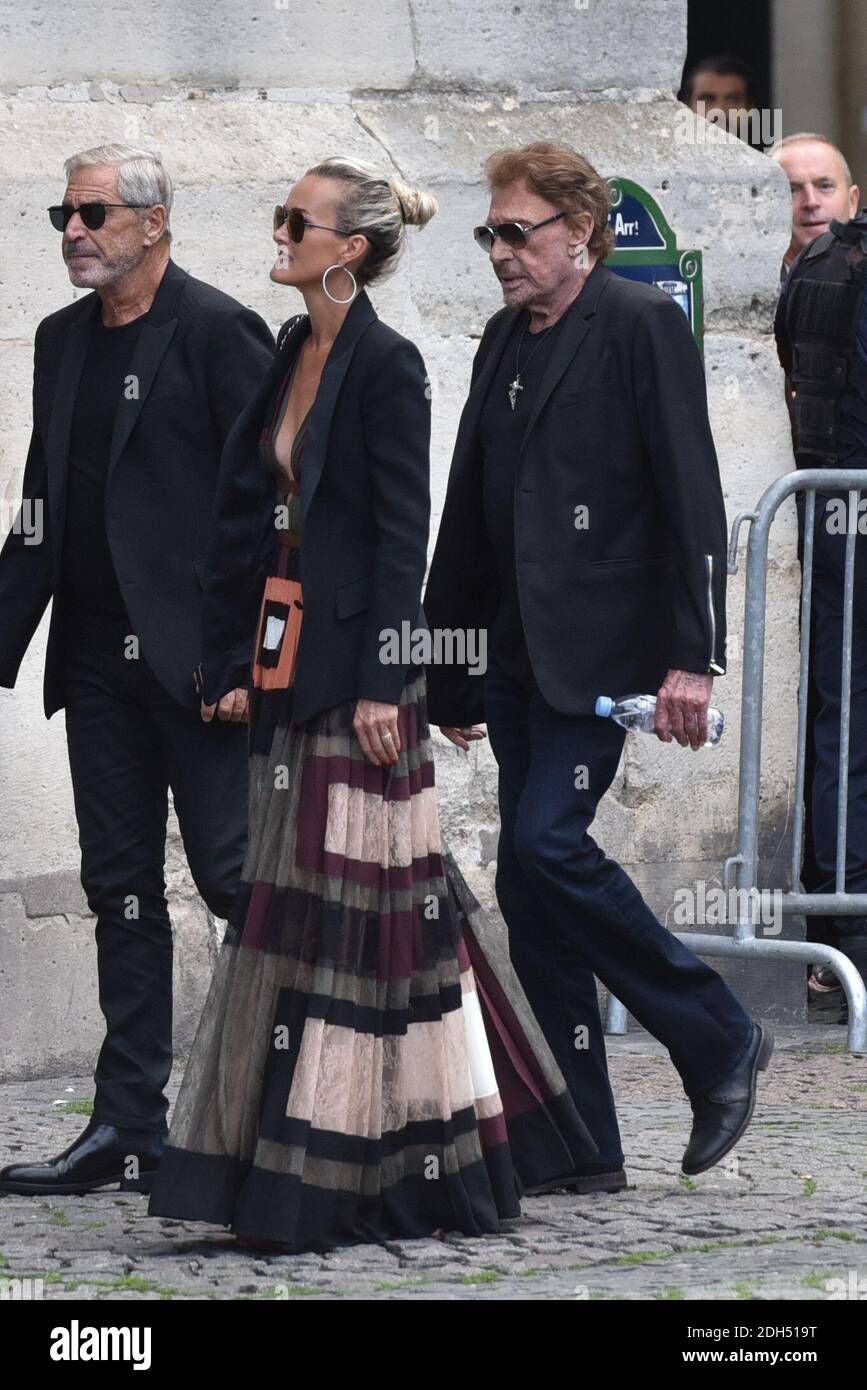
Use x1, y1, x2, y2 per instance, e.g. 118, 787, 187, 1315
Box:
196, 656, 253, 707
668, 650, 726, 677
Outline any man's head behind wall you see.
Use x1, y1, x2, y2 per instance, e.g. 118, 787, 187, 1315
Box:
679, 54, 756, 122
769, 133, 860, 271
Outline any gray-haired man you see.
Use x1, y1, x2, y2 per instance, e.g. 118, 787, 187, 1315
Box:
0, 145, 274, 1194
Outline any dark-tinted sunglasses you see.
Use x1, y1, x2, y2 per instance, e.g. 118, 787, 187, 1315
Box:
473, 210, 567, 252
273, 205, 356, 241
48, 202, 151, 232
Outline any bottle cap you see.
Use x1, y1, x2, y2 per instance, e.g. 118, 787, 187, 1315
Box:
595, 695, 613, 717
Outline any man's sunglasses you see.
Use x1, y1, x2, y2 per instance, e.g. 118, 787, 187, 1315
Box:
473, 210, 567, 252
48, 202, 151, 232
273, 205, 356, 241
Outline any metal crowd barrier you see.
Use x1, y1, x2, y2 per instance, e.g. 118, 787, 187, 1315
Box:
607, 469, 867, 1056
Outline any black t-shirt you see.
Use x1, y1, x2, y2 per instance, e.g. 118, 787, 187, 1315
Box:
478, 308, 566, 683
62, 310, 150, 646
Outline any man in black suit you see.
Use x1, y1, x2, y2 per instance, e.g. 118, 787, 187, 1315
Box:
0, 144, 274, 1195
424, 141, 771, 1191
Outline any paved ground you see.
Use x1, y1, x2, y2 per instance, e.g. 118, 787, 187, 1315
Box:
1, 1016, 865, 1301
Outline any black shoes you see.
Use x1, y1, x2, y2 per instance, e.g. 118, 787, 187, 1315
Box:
523, 1167, 628, 1196
681, 1021, 774, 1176
0, 1118, 165, 1196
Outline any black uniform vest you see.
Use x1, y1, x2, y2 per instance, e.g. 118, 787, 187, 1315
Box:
779, 213, 867, 466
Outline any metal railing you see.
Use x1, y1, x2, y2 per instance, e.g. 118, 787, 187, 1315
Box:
607, 469, 867, 1055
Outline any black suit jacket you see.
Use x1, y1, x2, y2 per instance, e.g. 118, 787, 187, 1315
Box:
196, 288, 432, 725
0, 259, 275, 716
423, 261, 728, 727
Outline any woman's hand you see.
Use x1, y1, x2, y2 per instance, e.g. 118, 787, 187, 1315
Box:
201, 688, 249, 723
439, 725, 487, 751
353, 698, 400, 766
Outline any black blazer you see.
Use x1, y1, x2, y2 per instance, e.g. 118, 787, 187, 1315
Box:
0, 259, 275, 716
196, 288, 431, 725
423, 261, 728, 727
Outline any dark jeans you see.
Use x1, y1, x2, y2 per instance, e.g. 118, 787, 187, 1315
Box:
803, 494, 867, 942
63, 625, 249, 1132
483, 659, 754, 1170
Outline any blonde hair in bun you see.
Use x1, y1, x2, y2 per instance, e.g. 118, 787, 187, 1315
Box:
388, 176, 439, 229
306, 155, 438, 285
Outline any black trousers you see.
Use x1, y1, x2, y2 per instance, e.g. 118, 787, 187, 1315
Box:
800, 493, 867, 940
62, 625, 249, 1132
484, 658, 754, 1171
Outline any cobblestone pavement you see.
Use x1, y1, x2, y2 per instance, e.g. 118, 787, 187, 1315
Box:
1, 1024, 865, 1301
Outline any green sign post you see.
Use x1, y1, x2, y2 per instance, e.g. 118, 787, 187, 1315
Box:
605, 177, 704, 356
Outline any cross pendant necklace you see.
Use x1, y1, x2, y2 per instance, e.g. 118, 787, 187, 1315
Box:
509, 316, 553, 410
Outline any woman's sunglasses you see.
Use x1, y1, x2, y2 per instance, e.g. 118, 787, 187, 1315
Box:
473, 210, 567, 252
47, 202, 151, 232
273, 205, 356, 241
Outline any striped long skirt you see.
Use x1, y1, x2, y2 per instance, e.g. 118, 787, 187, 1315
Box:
148, 531, 596, 1252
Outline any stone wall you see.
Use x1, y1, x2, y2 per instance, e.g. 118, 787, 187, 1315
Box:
0, 0, 802, 1081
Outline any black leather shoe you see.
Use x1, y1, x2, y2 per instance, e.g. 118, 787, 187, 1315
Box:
523, 1167, 628, 1196
0, 1119, 165, 1196
681, 1022, 774, 1176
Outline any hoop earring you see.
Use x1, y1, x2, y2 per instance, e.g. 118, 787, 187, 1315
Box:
322, 264, 357, 304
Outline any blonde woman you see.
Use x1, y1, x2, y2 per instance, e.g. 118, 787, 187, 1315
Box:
148, 156, 595, 1253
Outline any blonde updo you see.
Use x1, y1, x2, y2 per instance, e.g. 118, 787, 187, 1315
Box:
305, 155, 438, 286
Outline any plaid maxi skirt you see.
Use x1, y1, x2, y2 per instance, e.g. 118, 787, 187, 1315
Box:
148, 484, 596, 1252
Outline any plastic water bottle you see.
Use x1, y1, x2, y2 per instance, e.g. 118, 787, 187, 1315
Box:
594, 693, 724, 746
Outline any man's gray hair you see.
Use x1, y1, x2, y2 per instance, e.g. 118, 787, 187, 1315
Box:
64, 144, 173, 242
768, 132, 853, 187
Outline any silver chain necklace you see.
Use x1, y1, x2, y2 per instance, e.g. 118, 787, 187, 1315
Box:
508, 316, 554, 410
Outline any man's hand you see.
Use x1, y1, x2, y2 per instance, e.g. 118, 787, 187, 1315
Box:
201, 688, 249, 724
654, 669, 713, 750
439, 725, 488, 752
353, 698, 401, 766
